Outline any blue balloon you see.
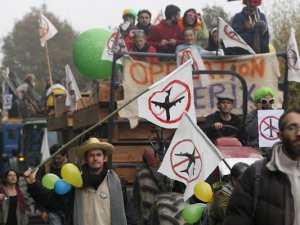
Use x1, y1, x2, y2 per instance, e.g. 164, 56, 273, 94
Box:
54, 179, 72, 195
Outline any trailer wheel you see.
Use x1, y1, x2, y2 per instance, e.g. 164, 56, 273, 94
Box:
149, 192, 188, 225
133, 167, 161, 225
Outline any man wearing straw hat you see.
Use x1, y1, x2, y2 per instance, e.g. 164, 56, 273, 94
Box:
24, 137, 127, 225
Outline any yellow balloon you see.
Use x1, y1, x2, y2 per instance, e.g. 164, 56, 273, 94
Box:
194, 181, 213, 202
268, 43, 276, 53
61, 163, 83, 188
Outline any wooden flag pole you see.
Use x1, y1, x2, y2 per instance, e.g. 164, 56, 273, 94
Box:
32, 87, 150, 171
44, 41, 53, 86
79, 98, 85, 108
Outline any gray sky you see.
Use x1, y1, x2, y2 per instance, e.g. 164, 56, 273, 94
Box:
0, 0, 273, 39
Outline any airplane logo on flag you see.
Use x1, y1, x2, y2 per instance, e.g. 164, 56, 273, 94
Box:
151, 86, 185, 121
148, 80, 191, 123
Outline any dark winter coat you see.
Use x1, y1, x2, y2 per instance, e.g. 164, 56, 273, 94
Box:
203, 111, 242, 142
231, 7, 270, 54
223, 144, 295, 225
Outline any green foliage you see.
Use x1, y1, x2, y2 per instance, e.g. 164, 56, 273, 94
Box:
265, 0, 300, 108
202, 5, 233, 32
1, 5, 90, 94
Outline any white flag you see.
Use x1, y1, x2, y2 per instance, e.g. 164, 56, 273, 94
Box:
218, 17, 255, 54
138, 59, 196, 129
65, 65, 82, 111
39, 14, 58, 47
40, 128, 50, 162
101, 28, 123, 64
176, 46, 210, 87
158, 112, 222, 201
287, 28, 300, 82
152, 9, 165, 25
258, 109, 284, 147
2, 77, 12, 110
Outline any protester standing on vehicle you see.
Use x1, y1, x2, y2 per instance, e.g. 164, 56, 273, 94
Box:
232, 0, 270, 54
223, 107, 300, 225
0, 169, 28, 225
120, 8, 138, 39
203, 95, 242, 142
148, 4, 183, 54
36, 144, 67, 225
16, 73, 41, 117
178, 8, 209, 48
24, 137, 128, 225
244, 86, 275, 154
136, 9, 152, 36
209, 162, 249, 225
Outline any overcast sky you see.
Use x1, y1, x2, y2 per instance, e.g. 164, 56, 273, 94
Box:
1, 0, 274, 39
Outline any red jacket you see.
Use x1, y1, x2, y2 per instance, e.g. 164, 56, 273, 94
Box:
148, 20, 183, 54
128, 43, 158, 62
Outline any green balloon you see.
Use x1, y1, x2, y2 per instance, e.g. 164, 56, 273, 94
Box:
42, 173, 60, 190
182, 204, 204, 224
73, 28, 112, 80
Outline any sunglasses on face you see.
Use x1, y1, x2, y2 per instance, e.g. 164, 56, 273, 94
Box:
260, 98, 274, 104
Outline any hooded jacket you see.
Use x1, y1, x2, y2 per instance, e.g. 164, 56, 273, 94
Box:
223, 143, 295, 225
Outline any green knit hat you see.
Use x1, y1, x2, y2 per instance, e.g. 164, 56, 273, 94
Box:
254, 87, 275, 103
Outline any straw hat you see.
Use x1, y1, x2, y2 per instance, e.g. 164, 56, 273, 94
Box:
76, 137, 114, 160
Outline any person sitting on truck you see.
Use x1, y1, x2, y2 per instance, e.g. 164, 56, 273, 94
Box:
178, 8, 209, 48
24, 137, 138, 225
244, 86, 275, 154
209, 162, 249, 225
231, 0, 270, 54
36, 144, 67, 225
205, 27, 225, 55
203, 95, 242, 143
120, 8, 138, 39
148, 4, 183, 55
125, 30, 158, 62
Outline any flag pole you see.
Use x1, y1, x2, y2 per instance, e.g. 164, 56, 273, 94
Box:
185, 112, 231, 170
79, 98, 85, 108
44, 41, 53, 86
32, 87, 150, 171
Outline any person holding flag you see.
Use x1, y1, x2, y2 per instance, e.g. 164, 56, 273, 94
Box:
24, 137, 138, 225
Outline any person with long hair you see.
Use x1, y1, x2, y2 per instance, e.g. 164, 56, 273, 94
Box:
0, 169, 28, 225
178, 8, 209, 48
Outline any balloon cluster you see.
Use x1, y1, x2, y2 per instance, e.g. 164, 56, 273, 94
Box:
181, 181, 213, 223
41, 163, 83, 195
